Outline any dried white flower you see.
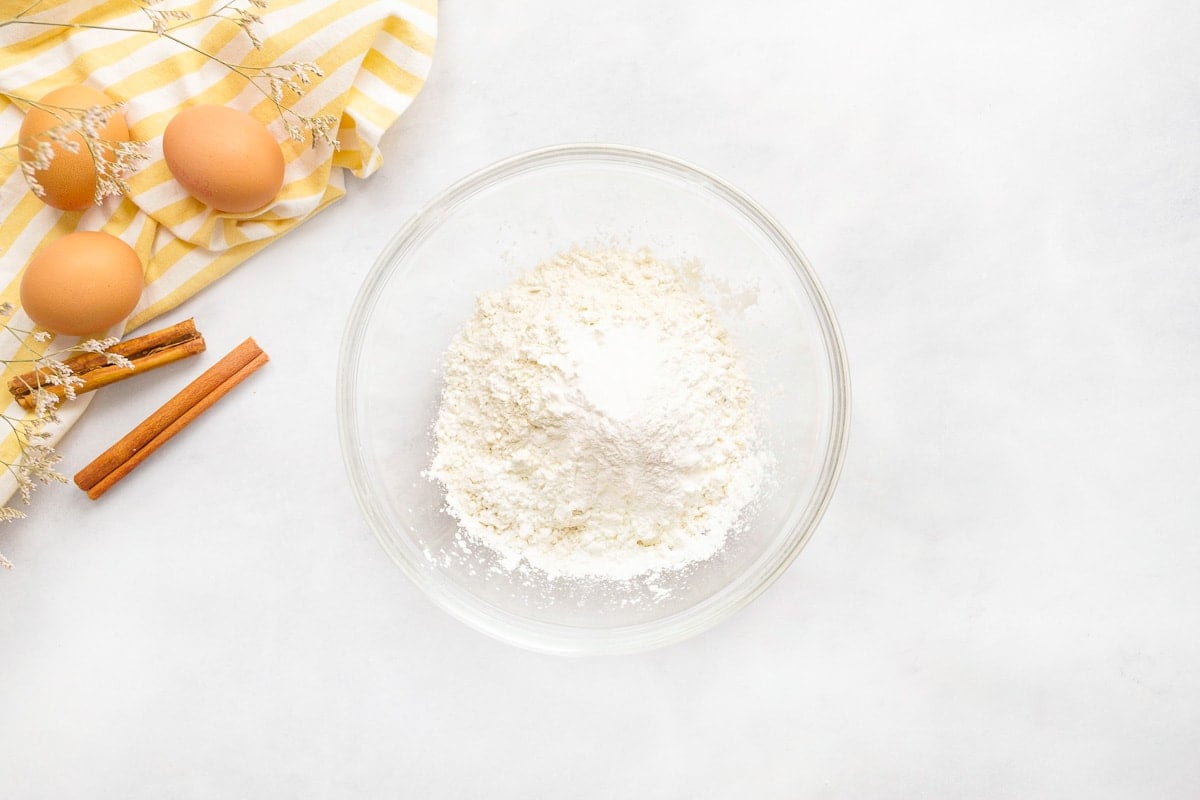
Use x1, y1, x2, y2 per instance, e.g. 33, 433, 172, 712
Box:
303, 114, 340, 150
31, 387, 58, 419
77, 337, 118, 353
142, 6, 191, 35
19, 165, 45, 197
0, 322, 136, 561
14, 101, 148, 205
230, 8, 264, 48
105, 352, 136, 370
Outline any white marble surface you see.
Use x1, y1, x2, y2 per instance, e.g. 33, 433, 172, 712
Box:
3, 1, 1199, 796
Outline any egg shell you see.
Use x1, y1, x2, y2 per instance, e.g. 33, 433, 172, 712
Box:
20, 231, 144, 336
18, 85, 129, 211
163, 105, 286, 213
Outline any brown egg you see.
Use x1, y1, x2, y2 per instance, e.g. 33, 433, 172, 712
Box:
18, 85, 129, 211
163, 105, 286, 213
20, 231, 144, 336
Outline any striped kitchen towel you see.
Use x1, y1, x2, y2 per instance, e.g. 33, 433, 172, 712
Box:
0, 0, 436, 511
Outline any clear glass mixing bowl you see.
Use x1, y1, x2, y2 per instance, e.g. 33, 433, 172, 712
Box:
337, 144, 850, 654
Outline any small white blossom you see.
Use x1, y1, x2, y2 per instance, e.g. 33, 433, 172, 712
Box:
78, 337, 121, 353
304, 114, 340, 150
105, 352, 136, 370
17, 102, 145, 205
228, 8, 265, 48
141, 5, 190, 35
31, 388, 57, 418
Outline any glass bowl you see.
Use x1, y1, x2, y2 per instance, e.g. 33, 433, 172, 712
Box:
337, 144, 850, 655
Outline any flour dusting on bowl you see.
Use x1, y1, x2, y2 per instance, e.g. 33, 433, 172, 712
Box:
428, 247, 770, 580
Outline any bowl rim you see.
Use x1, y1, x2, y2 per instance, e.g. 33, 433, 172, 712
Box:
337, 142, 851, 655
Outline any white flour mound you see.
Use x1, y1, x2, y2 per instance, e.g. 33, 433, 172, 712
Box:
429, 248, 767, 580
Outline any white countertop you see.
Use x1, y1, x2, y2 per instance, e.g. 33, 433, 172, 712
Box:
3, 1, 1199, 797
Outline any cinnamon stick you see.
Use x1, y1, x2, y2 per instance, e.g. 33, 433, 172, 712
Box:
74, 338, 268, 500
8, 318, 206, 410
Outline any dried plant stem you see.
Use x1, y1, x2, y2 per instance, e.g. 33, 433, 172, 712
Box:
0, 91, 147, 203
5, 0, 49, 21
1, 4, 338, 147
8, 319, 206, 409
0, 304, 147, 561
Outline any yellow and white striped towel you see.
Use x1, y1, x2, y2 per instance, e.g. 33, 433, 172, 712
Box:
0, 0, 436, 508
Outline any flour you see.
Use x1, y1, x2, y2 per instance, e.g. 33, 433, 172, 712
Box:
429, 248, 767, 579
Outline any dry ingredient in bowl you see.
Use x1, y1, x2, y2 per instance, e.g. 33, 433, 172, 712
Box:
430, 248, 768, 579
